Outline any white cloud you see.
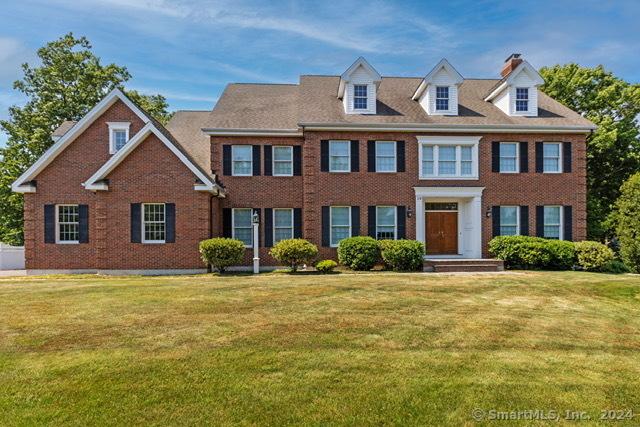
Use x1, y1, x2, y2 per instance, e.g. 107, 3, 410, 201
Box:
129, 86, 217, 103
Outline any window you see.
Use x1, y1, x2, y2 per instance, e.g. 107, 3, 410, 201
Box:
516, 87, 529, 112
56, 204, 79, 243
438, 146, 456, 175
107, 122, 130, 154
330, 206, 351, 247
436, 86, 449, 111
353, 84, 367, 110
543, 206, 562, 239
329, 141, 350, 172
142, 203, 166, 243
419, 138, 479, 179
376, 206, 396, 240
273, 208, 293, 244
543, 143, 562, 173
375, 141, 396, 172
500, 206, 519, 236
461, 146, 473, 175
273, 146, 293, 176
500, 142, 519, 173
232, 145, 253, 176
232, 208, 253, 246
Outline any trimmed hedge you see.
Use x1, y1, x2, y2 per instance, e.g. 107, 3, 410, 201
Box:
379, 239, 425, 271
574, 241, 615, 272
199, 238, 245, 273
269, 239, 318, 272
315, 259, 338, 273
337, 236, 380, 271
489, 235, 575, 270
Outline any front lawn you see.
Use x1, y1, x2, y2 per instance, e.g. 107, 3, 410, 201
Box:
1, 271, 639, 425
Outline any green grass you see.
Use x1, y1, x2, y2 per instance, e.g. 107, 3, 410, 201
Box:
1, 271, 640, 426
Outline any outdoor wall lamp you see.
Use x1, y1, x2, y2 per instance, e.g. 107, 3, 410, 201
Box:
407, 207, 413, 218
486, 207, 492, 218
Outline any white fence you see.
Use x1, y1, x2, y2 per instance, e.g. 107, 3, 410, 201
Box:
0, 243, 25, 270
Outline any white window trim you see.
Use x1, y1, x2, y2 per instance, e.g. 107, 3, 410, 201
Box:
435, 86, 450, 111
141, 203, 166, 244
499, 206, 520, 236
330, 206, 352, 247
273, 208, 294, 244
272, 146, 294, 177
107, 122, 131, 154
543, 205, 564, 240
232, 145, 253, 177
329, 140, 351, 173
543, 142, 563, 174
232, 208, 253, 248
376, 206, 397, 240
375, 141, 397, 173
353, 84, 368, 110
418, 136, 480, 180
499, 142, 520, 174
55, 204, 80, 244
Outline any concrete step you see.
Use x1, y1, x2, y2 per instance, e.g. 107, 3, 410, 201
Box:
423, 258, 504, 273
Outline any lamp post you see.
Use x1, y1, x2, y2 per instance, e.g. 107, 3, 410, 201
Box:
252, 211, 260, 274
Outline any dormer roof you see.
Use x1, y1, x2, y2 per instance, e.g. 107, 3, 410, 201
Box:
412, 58, 464, 100
337, 56, 381, 99
484, 60, 544, 102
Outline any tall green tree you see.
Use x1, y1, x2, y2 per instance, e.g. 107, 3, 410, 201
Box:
539, 64, 640, 239
0, 33, 171, 245
612, 172, 640, 272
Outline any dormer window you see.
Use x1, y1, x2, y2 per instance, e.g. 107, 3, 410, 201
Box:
338, 57, 381, 115
435, 86, 449, 111
516, 88, 529, 112
107, 122, 131, 154
353, 85, 368, 110
484, 55, 544, 117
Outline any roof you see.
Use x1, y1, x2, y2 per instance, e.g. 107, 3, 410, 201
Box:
52, 121, 76, 138
165, 111, 214, 183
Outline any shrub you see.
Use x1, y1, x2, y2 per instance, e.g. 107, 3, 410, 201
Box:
269, 238, 318, 272
574, 241, 615, 272
199, 238, 245, 273
379, 239, 425, 271
545, 239, 577, 270
601, 260, 630, 274
315, 259, 338, 273
488, 235, 575, 270
613, 172, 640, 273
337, 236, 379, 271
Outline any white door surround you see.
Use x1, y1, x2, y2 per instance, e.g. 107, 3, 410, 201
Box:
414, 187, 485, 259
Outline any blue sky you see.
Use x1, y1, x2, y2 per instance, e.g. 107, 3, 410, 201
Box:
1, 0, 639, 146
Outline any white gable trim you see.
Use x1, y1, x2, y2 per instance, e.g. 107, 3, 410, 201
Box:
412, 58, 464, 100
484, 61, 544, 102
338, 57, 381, 99
83, 122, 222, 195
12, 88, 150, 193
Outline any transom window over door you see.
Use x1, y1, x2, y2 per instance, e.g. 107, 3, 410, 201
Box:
543, 143, 562, 173
232, 145, 253, 176
500, 143, 519, 172
353, 84, 367, 110
232, 208, 253, 246
273, 208, 293, 244
330, 206, 351, 247
419, 137, 479, 179
329, 141, 350, 172
516, 87, 529, 112
142, 203, 166, 243
543, 206, 562, 239
57, 205, 79, 243
375, 141, 396, 172
500, 206, 519, 235
376, 206, 396, 240
273, 146, 293, 176
435, 86, 449, 111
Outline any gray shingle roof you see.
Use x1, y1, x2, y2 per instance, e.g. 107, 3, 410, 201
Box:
52, 120, 77, 138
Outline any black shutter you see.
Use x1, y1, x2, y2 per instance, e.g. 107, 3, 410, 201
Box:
293, 208, 302, 238
165, 203, 175, 243
222, 145, 232, 176
492, 206, 501, 237
368, 206, 376, 238
253, 208, 261, 246
44, 204, 55, 244
79, 204, 89, 243
321, 206, 330, 247
564, 206, 573, 241
320, 140, 329, 172
351, 206, 360, 236
350, 140, 359, 172
520, 206, 529, 236
367, 141, 376, 172
293, 146, 302, 176
252, 145, 261, 176
131, 203, 141, 243
222, 208, 232, 238
519, 142, 529, 173
264, 145, 272, 176
563, 142, 572, 173
396, 141, 405, 172
535, 142, 543, 173
264, 208, 273, 247
536, 206, 544, 237
397, 206, 406, 239
492, 141, 500, 172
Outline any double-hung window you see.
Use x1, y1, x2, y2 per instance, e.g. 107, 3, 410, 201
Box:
232, 208, 253, 246
420, 139, 478, 179
329, 141, 350, 172
142, 203, 166, 243
273, 208, 294, 244
543, 143, 562, 173
56, 204, 79, 244
516, 87, 529, 112
330, 206, 351, 247
500, 206, 519, 236
353, 84, 367, 110
375, 141, 396, 172
435, 86, 449, 111
232, 145, 253, 176
500, 142, 519, 173
376, 206, 396, 240
108, 122, 130, 154
273, 146, 293, 176
543, 206, 562, 239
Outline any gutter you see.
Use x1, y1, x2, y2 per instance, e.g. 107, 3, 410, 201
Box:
299, 122, 597, 134
202, 128, 303, 137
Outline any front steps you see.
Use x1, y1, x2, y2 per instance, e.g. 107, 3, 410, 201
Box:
423, 258, 504, 273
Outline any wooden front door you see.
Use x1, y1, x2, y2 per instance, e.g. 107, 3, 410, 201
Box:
425, 211, 458, 255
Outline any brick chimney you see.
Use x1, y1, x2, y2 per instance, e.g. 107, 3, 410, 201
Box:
501, 53, 523, 78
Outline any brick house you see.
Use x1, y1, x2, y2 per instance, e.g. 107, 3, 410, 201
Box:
12, 54, 595, 274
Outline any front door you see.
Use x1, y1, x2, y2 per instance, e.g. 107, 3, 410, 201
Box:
425, 203, 458, 255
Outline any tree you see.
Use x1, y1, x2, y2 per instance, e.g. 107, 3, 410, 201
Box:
612, 173, 640, 272
0, 33, 171, 245
539, 64, 640, 239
